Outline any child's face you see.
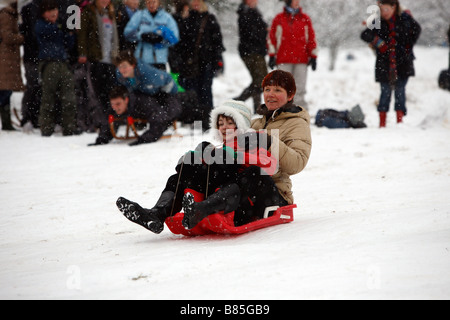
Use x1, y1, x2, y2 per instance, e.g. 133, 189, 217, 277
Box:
217, 115, 237, 143
117, 61, 135, 79
379, 4, 396, 21
43, 9, 59, 24
110, 97, 129, 115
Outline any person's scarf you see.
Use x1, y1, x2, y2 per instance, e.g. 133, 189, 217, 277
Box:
285, 6, 300, 17
387, 15, 398, 87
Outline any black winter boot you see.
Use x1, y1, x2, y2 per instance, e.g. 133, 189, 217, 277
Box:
116, 191, 175, 234
182, 183, 241, 230
1, 105, 16, 131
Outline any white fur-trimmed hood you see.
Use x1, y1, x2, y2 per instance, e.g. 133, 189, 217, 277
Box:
209, 100, 252, 132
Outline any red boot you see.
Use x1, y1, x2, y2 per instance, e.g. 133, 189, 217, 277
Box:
379, 112, 387, 128
396, 111, 405, 123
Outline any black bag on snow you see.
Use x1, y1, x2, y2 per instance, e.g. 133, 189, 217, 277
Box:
438, 69, 450, 91
315, 105, 367, 129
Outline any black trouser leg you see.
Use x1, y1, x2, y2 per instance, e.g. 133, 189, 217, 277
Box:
234, 166, 288, 226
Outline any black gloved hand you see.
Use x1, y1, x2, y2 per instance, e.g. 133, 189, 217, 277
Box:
269, 56, 277, 70
141, 32, 164, 44
195, 141, 214, 153
308, 57, 317, 71
88, 137, 109, 147
361, 29, 376, 43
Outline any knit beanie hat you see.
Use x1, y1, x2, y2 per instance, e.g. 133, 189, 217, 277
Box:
210, 100, 252, 132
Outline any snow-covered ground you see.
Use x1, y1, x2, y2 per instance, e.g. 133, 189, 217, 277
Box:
1, 46, 449, 300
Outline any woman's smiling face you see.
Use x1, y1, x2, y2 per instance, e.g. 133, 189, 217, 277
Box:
263, 85, 294, 111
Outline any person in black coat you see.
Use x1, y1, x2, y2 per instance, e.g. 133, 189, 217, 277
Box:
116, 0, 139, 52
234, 0, 268, 112
20, 0, 41, 128
361, 0, 421, 127
176, 0, 225, 130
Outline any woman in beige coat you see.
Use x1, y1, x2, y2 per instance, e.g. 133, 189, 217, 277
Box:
252, 70, 312, 205
0, 0, 24, 130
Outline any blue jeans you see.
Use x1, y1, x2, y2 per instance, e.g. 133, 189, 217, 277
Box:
378, 79, 408, 114
0, 90, 12, 108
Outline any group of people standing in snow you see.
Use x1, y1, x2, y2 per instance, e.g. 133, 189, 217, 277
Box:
0, 0, 430, 233
0, 0, 319, 138
0, 0, 226, 141
0, 0, 429, 140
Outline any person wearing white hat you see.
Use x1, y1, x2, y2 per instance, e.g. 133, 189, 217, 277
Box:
115, 100, 251, 233
209, 99, 252, 144
116, 99, 281, 234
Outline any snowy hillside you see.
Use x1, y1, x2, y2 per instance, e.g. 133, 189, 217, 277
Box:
0, 46, 449, 300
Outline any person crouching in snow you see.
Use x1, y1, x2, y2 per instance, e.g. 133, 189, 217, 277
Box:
88, 85, 181, 146
116, 100, 279, 234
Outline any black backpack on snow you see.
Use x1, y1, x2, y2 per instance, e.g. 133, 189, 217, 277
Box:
315, 105, 367, 129
438, 69, 450, 91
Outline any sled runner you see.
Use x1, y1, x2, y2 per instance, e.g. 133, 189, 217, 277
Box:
109, 115, 181, 141
165, 189, 296, 236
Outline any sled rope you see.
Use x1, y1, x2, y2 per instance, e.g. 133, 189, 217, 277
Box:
205, 163, 213, 227
169, 154, 186, 219
205, 164, 211, 199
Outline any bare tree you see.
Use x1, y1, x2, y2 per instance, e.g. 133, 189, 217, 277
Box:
301, 0, 366, 71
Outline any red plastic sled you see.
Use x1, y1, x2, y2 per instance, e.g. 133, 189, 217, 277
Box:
165, 189, 296, 236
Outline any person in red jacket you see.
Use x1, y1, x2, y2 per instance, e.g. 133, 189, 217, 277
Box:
268, 0, 317, 110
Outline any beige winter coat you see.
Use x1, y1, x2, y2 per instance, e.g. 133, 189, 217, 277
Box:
0, 6, 25, 91
251, 103, 312, 204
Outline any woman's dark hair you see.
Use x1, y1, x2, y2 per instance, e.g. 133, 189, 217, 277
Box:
378, 0, 401, 16
109, 86, 130, 100
262, 70, 297, 100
